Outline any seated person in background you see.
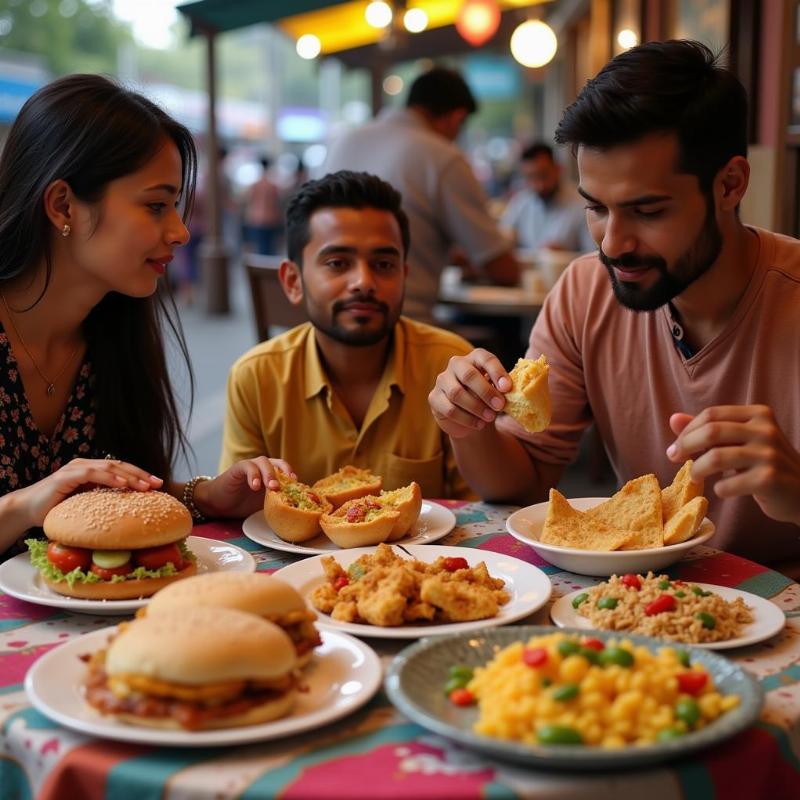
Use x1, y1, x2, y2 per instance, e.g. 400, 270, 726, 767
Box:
0, 75, 291, 560
428, 41, 800, 570
501, 142, 595, 253
219, 170, 475, 499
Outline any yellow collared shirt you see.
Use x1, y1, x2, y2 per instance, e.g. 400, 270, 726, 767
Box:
219, 317, 475, 499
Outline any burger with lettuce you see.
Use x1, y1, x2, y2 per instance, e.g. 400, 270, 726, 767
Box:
26, 488, 196, 600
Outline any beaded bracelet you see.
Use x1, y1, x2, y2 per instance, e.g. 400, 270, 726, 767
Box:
181, 475, 214, 522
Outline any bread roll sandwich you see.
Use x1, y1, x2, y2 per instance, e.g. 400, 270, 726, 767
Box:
26, 488, 196, 600
83, 607, 298, 730
503, 355, 551, 433
264, 472, 332, 542
146, 572, 321, 667
320, 496, 400, 548
378, 481, 423, 541
312, 466, 382, 509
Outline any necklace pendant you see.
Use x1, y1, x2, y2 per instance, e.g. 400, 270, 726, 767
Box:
46, 383, 55, 396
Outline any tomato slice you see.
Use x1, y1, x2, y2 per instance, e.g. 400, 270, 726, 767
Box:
133, 543, 184, 571
90, 562, 133, 580
47, 542, 91, 573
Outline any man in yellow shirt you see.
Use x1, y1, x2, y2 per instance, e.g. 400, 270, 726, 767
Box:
219, 171, 474, 499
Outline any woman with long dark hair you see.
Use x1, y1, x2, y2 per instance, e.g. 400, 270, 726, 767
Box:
0, 74, 290, 558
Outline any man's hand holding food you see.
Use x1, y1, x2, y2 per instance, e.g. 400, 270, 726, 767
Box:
428, 349, 511, 438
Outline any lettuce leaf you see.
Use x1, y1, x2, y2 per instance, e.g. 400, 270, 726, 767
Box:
25, 538, 196, 587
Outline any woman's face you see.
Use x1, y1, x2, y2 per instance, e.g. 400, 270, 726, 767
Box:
69, 139, 190, 297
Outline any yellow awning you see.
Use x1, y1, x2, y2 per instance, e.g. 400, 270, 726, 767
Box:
278, 1, 547, 55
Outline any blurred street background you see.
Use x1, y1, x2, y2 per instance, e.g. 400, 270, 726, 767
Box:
0, 0, 750, 497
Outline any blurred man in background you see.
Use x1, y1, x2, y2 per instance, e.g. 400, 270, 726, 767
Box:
323, 67, 519, 323
501, 142, 595, 253
244, 156, 282, 254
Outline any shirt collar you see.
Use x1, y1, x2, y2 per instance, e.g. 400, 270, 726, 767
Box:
302, 319, 407, 400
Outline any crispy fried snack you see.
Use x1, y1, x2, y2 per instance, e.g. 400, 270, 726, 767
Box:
309, 543, 509, 626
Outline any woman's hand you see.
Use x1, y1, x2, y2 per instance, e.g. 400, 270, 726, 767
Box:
193, 457, 295, 519
668, 405, 800, 525
15, 458, 163, 529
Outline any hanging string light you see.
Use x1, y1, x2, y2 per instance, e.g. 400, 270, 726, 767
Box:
510, 19, 557, 68
455, 0, 501, 48
365, 1, 393, 29
296, 33, 321, 59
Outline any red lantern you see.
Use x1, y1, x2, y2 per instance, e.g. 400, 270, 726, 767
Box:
456, 0, 501, 47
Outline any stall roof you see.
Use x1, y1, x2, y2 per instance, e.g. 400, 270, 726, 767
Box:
177, 0, 352, 35
178, 1, 551, 59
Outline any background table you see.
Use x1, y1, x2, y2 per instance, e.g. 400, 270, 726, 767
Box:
2, 501, 800, 800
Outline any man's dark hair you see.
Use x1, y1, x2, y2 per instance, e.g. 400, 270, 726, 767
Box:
521, 142, 554, 162
285, 170, 411, 265
555, 40, 747, 193
406, 66, 478, 116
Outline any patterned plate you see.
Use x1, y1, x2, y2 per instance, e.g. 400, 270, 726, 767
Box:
385, 624, 763, 770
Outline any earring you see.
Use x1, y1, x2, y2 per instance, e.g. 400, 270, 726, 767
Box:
61, 223, 71, 237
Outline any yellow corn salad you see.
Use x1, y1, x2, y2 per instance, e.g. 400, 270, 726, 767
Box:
467, 632, 739, 748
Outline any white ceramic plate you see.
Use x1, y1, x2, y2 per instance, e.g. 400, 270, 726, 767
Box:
273, 544, 552, 639
241, 500, 457, 555
25, 627, 382, 747
0, 536, 256, 616
551, 582, 786, 650
506, 497, 716, 577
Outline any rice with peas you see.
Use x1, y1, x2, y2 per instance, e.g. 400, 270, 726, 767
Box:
575, 572, 753, 643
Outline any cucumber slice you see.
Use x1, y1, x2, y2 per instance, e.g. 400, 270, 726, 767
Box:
92, 549, 132, 568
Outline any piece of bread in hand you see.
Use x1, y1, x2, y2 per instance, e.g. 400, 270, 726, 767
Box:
378, 481, 423, 541
319, 496, 400, 548
503, 355, 551, 433
663, 495, 709, 545
265, 472, 332, 543
312, 466, 382, 509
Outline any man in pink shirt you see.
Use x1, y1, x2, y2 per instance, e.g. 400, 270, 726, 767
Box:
428, 40, 800, 570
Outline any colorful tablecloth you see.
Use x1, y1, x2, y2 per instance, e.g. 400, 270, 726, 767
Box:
2, 501, 800, 800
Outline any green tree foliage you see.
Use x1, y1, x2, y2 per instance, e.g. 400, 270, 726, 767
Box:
0, 0, 132, 76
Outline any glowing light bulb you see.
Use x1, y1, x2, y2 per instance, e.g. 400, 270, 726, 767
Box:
403, 8, 428, 34
617, 28, 639, 50
510, 20, 558, 69
296, 34, 321, 60
365, 1, 393, 29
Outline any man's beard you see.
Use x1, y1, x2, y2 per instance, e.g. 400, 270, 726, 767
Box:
306, 293, 399, 346
599, 199, 722, 312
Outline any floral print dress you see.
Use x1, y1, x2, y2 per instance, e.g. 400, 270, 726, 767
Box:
0, 324, 102, 558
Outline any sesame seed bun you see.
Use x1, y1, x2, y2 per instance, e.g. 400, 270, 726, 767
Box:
43, 489, 192, 550
106, 607, 297, 685
146, 573, 320, 667
89, 607, 298, 730
147, 572, 304, 618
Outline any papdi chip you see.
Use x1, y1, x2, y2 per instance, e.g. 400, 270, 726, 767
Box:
538, 462, 708, 552
541, 489, 635, 551
662, 460, 704, 523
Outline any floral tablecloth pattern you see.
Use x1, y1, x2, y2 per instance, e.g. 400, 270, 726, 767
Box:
2, 501, 799, 800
